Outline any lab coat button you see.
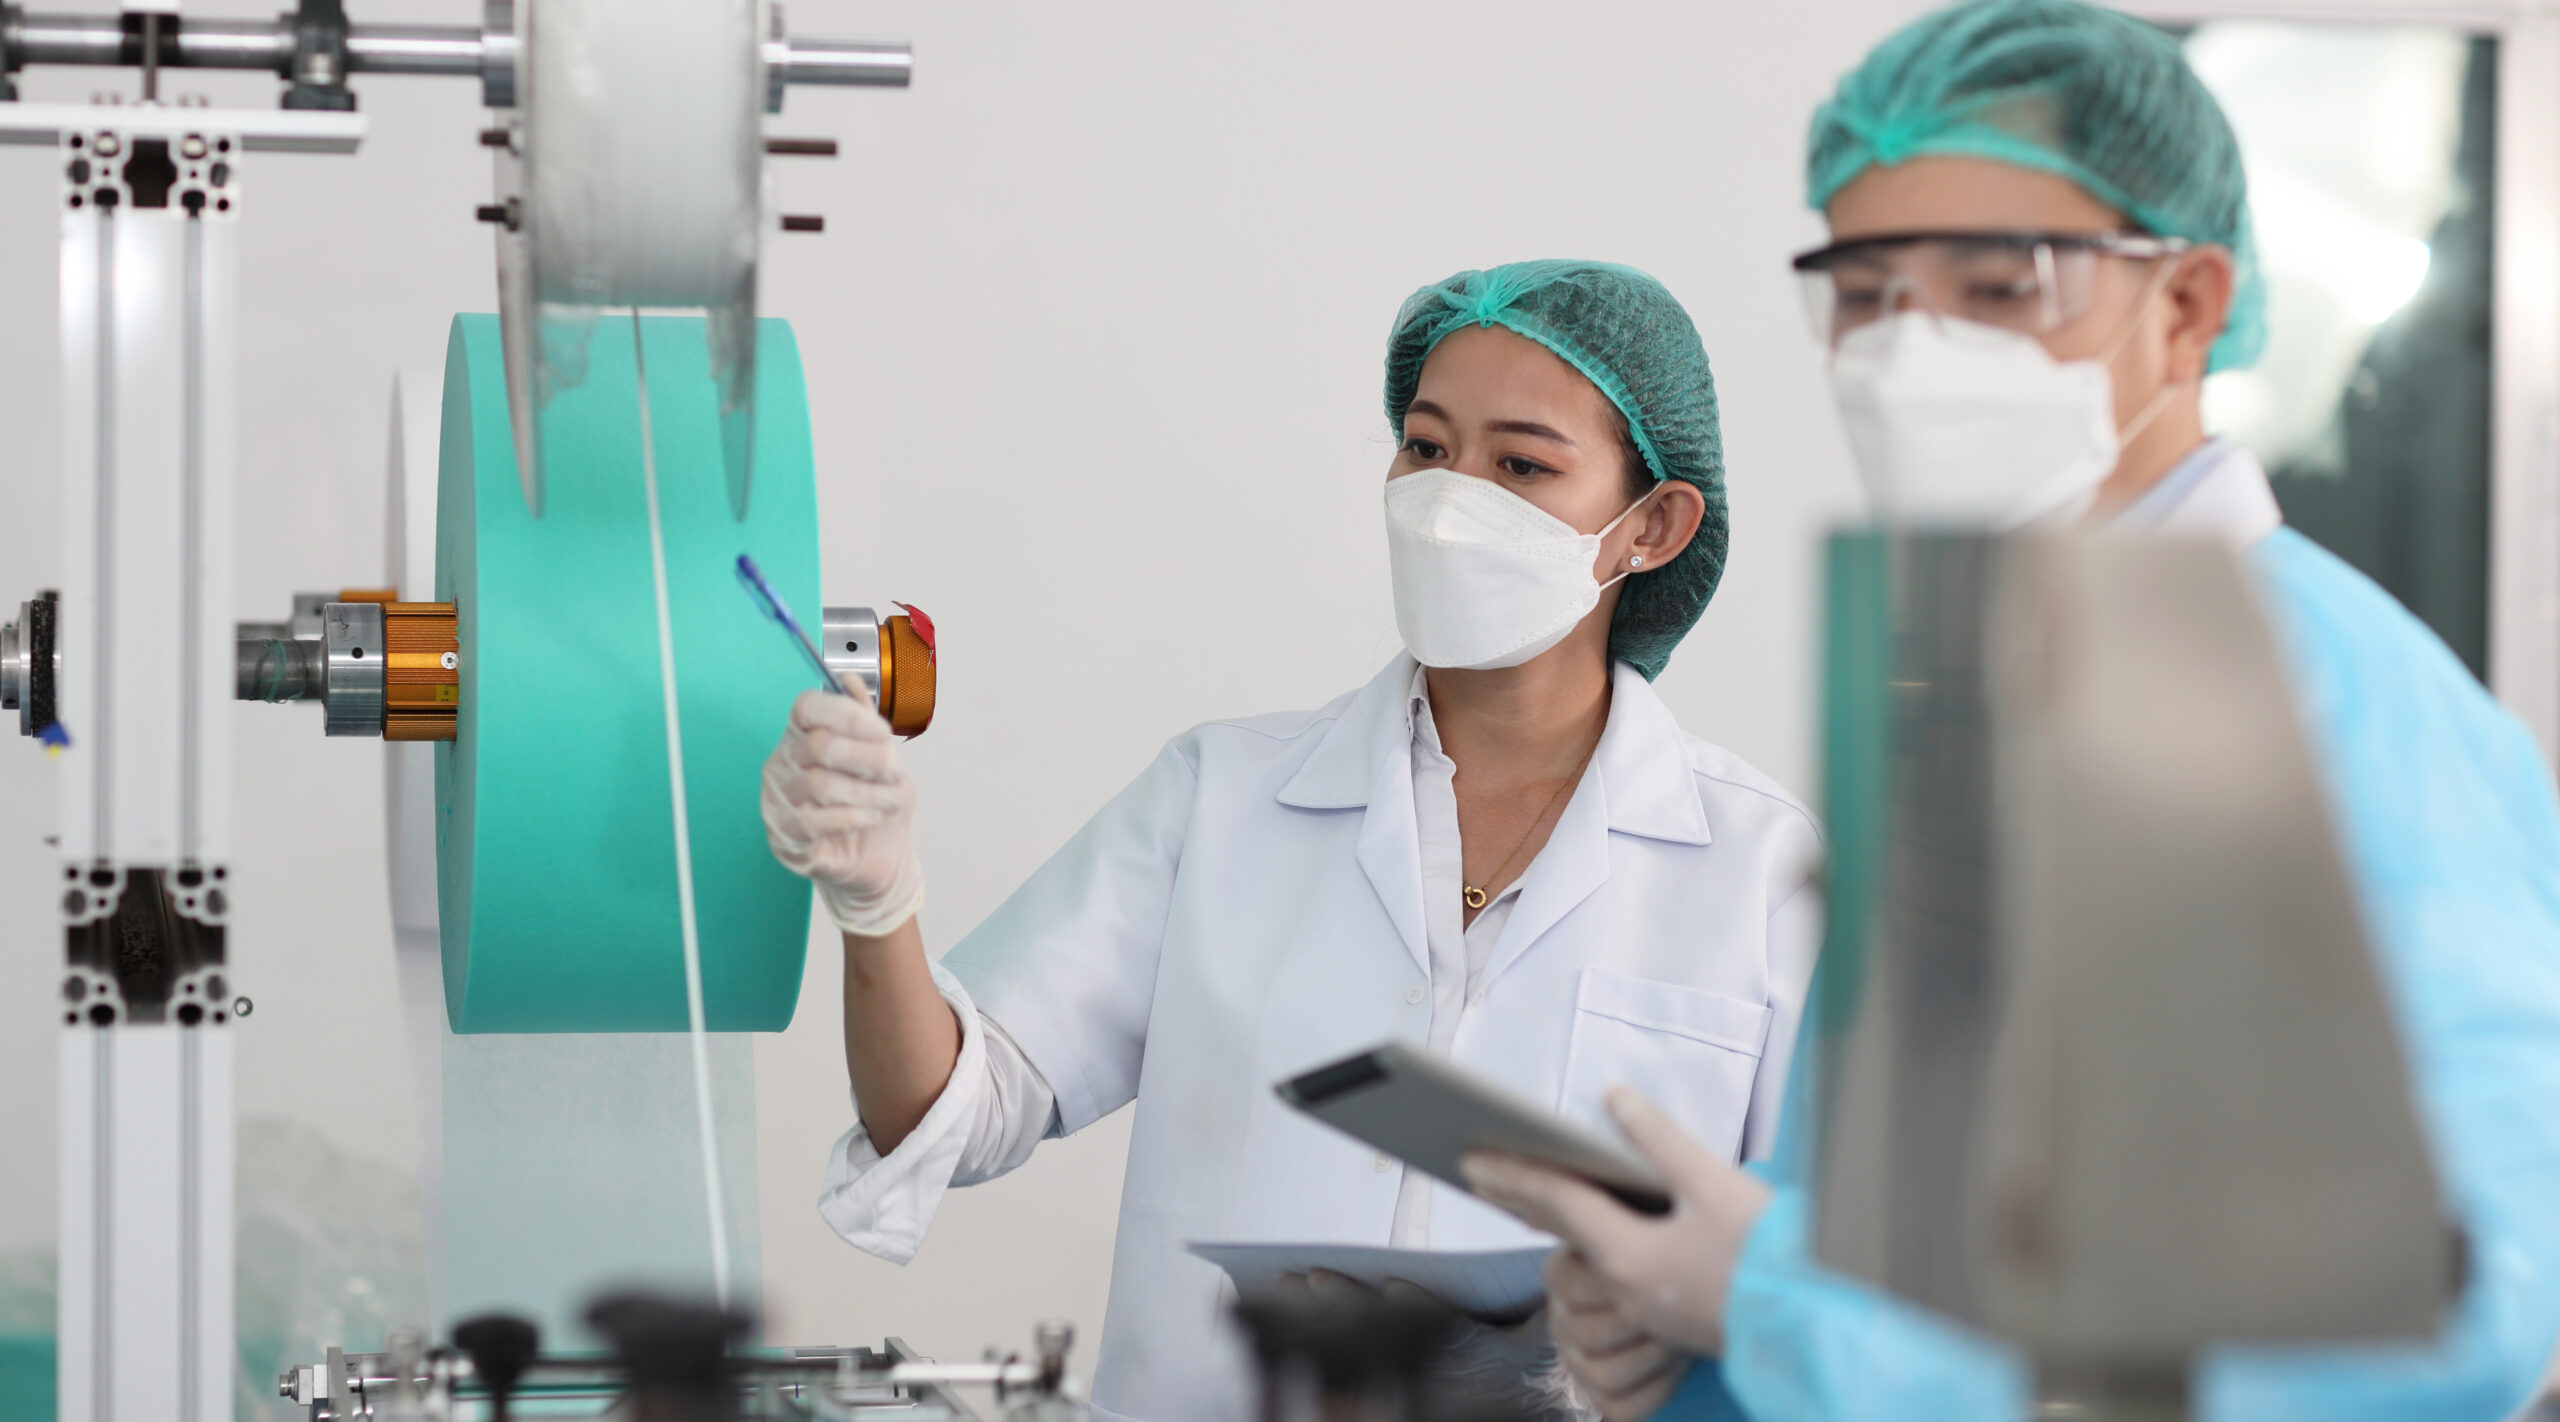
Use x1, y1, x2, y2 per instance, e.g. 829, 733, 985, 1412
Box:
1373, 1153, 1393, 1173
1404, 984, 1426, 1005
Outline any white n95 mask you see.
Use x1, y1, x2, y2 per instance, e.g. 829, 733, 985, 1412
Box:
1384, 469, 1654, 670
1828, 312, 2124, 529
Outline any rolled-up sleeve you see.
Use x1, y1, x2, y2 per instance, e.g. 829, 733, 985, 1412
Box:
817, 959, 1061, 1264
818, 736, 1200, 1263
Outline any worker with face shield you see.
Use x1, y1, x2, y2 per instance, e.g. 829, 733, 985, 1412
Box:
1460, 3, 2560, 1418
759, 260, 1826, 1422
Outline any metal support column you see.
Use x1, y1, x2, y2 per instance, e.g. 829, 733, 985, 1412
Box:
49, 105, 244, 1422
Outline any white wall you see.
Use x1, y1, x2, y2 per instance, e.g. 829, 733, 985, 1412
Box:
0, 0, 1918, 1372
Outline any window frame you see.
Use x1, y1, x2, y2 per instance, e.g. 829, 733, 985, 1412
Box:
2122, 0, 2560, 766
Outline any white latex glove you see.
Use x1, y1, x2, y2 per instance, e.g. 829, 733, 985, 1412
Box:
760, 683, 925, 936
1545, 1247, 1691, 1421
1461, 1087, 1772, 1357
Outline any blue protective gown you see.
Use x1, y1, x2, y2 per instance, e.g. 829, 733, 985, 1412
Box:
1664, 525, 2560, 1421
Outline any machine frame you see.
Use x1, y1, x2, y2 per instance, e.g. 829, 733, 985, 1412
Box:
0, 8, 910, 1417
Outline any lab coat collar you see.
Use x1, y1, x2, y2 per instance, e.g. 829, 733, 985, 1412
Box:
1276, 655, 1713, 846
1589, 659, 1716, 849
1276, 655, 1432, 972
1275, 655, 1424, 812
1482, 661, 1712, 989
1277, 655, 1714, 981
2109, 438, 2284, 550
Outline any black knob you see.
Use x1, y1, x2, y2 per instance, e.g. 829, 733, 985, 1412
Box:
452, 1313, 540, 1422
1233, 1290, 1457, 1397
585, 1291, 753, 1422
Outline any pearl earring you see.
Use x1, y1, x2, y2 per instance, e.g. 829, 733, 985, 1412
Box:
1629, 555, 1644, 568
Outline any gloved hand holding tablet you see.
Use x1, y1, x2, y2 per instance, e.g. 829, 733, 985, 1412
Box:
1275, 1043, 1674, 1217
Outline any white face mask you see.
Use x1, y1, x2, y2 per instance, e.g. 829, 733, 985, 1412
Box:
1384, 469, 1655, 670
1828, 310, 2177, 530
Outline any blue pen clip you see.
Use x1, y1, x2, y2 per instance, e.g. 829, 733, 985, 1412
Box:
736, 553, 849, 696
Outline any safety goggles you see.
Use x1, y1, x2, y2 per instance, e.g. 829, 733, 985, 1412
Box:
1791, 230, 2192, 348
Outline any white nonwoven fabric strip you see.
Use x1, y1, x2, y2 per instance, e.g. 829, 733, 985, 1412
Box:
632, 310, 734, 1310
438, 1031, 763, 1345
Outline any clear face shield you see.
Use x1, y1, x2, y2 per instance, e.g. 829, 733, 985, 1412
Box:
1791, 230, 2193, 351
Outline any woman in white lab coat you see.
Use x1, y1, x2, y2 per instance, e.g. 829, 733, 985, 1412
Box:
759, 260, 1822, 1422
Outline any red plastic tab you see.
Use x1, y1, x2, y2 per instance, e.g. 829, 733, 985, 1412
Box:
893, 602, 936, 658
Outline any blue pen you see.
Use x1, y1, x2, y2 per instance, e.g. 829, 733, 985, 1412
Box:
735, 553, 849, 696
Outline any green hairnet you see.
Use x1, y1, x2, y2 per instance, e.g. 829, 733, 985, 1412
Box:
1807, 0, 2266, 370
1384, 260, 1728, 682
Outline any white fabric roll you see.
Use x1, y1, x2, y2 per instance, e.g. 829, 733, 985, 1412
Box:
523, 0, 760, 311
498, 0, 766, 518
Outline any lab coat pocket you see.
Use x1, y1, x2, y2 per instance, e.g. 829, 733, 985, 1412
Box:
1558, 969, 1770, 1163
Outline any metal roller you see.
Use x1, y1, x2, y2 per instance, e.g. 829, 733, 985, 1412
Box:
0, 590, 61, 741
224, 589, 459, 740
820, 604, 937, 737
0, 2, 910, 111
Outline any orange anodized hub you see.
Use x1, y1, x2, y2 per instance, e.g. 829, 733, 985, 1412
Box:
877, 611, 936, 737
376, 599, 460, 741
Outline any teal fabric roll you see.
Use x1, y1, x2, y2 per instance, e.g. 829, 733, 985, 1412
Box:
435, 313, 820, 1032
0, 1335, 52, 1421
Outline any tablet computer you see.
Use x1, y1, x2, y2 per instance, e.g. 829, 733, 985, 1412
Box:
1276, 1043, 1672, 1216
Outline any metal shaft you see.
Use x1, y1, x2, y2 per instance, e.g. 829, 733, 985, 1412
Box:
346, 24, 488, 76
6, 12, 284, 71
0, 613, 22, 714
768, 35, 911, 89
233, 630, 322, 703
5, 9, 911, 88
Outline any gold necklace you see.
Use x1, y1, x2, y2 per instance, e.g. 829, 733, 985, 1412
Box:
1462, 738, 1600, 911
